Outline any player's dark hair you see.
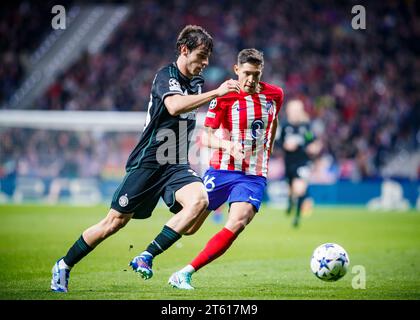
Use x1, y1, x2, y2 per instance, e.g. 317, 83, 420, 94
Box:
237, 48, 264, 68
176, 25, 213, 56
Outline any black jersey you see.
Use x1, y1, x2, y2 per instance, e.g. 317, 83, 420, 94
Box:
126, 62, 204, 170
277, 121, 316, 166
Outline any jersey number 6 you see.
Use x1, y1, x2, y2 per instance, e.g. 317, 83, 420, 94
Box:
203, 175, 216, 192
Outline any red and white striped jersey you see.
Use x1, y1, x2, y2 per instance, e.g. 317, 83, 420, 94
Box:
204, 81, 284, 177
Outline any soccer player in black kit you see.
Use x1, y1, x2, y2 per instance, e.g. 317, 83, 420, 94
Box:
277, 99, 322, 228
51, 25, 241, 292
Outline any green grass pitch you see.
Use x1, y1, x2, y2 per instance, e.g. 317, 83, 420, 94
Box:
0, 204, 419, 300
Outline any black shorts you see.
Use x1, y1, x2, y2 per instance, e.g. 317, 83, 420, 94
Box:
285, 162, 311, 184
110, 164, 202, 219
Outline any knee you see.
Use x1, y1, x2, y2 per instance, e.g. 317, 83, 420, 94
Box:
227, 210, 254, 234
292, 182, 307, 197
294, 187, 307, 197
185, 196, 209, 217
227, 216, 250, 234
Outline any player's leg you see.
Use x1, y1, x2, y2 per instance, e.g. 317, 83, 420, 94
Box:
132, 179, 208, 280
51, 209, 133, 292
52, 167, 158, 291
166, 181, 209, 233
169, 174, 264, 289
284, 164, 295, 215
286, 177, 294, 215
291, 177, 308, 227
82, 209, 133, 247
183, 167, 234, 235
184, 209, 212, 235
190, 202, 256, 271
169, 202, 256, 289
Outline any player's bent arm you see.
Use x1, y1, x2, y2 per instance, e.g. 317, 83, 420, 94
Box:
269, 117, 278, 153
164, 79, 240, 116
164, 90, 219, 116
201, 127, 244, 161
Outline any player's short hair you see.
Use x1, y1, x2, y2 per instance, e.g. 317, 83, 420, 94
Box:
176, 25, 213, 56
237, 48, 264, 68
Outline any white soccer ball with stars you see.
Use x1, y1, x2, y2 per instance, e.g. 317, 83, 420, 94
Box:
310, 243, 350, 282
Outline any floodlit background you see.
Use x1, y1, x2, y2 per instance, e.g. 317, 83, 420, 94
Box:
1, 0, 419, 209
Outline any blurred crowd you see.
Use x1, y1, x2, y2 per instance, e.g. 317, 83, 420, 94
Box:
0, 128, 137, 180
0, 1, 73, 104
1, 0, 419, 180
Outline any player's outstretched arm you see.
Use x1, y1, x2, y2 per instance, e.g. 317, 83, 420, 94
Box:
201, 127, 245, 161
164, 79, 240, 116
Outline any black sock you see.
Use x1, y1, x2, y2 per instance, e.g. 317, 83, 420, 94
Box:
287, 195, 294, 213
296, 193, 307, 219
145, 225, 181, 257
63, 235, 93, 267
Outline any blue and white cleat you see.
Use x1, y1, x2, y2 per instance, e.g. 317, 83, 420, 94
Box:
168, 271, 194, 290
51, 258, 70, 292
129, 254, 153, 280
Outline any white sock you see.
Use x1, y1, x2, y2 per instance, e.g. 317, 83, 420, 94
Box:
59, 258, 71, 270
180, 264, 195, 274
141, 251, 153, 257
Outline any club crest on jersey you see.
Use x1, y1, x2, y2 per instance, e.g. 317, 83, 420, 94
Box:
119, 194, 129, 207
251, 119, 265, 139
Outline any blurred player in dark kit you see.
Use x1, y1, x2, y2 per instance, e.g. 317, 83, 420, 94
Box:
277, 99, 322, 227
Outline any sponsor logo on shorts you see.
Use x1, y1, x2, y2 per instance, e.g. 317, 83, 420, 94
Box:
119, 194, 129, 207
249, 196, 260, 202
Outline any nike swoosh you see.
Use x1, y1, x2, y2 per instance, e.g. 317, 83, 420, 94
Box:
249, 196, 260, 201
236, 107, 248, 111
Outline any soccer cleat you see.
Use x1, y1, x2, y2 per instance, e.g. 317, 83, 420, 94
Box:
51, 258, 70, 292
129, 254, 153, 280
168, 271, 194, 290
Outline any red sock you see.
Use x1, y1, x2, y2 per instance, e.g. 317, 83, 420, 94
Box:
190, 227, 237, 271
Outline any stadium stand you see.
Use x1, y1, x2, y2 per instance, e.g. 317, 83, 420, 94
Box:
0, 0, 419, 200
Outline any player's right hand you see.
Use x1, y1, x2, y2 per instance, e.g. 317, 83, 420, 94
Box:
216, 79, 241, 97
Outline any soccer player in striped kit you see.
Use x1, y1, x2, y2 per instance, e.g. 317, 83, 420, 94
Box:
168, 48, 284, 289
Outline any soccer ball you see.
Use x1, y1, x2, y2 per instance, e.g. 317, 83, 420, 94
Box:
310, 243, 350, 282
